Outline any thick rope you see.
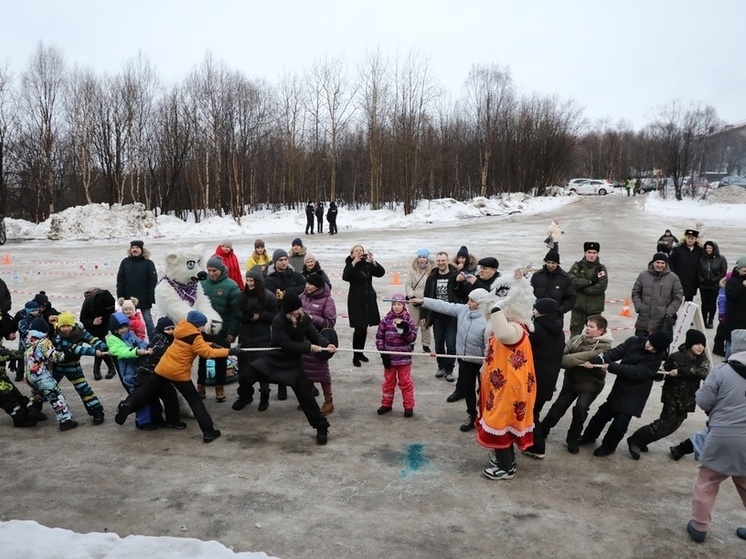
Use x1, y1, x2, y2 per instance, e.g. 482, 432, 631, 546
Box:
237, 346, 477, 359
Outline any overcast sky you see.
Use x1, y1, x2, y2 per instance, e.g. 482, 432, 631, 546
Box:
1, 0, 743, 129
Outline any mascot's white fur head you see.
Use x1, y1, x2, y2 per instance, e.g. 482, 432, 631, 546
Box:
470, 268, 536, 333
164, 244, 208, 284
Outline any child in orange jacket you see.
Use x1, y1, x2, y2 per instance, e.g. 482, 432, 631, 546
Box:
114, 311, 240, 443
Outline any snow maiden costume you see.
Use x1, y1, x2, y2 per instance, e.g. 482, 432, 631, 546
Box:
471, 269, 537, 480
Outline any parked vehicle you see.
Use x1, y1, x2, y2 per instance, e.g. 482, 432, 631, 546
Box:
567, 178, 593, 190
719, 176, 746, 188
0, 215, 6, 245
566, 179, 613, 196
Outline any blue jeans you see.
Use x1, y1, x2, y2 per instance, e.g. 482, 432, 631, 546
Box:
141, 308, 155, 341
431, 314, 456, 373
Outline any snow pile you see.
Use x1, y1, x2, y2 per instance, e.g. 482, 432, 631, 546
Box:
644, 191, 746, 226
0, 520, 277, 559
8, 203, 161, 241
702, 185, 746, 204
4, 195, 575, 242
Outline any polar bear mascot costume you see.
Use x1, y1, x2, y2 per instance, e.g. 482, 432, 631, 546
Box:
469, 268, 537, 481
154, 244, 222, 335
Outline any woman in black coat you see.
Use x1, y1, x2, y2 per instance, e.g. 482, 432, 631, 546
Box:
697, 241, 727, 328
236, 266, 278, 411
342, 244, 385, 367
233, 292, 335, 444
79, 288, 116, 380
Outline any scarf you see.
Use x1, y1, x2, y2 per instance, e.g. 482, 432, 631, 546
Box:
160, 276, 197, 306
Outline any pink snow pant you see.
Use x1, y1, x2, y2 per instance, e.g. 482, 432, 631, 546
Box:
381, 364, 415, 410
691, 464, 746, 532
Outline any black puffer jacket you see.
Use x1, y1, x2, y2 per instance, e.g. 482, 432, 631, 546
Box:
116, 253, 158, 309
590, 335, 666, 417
697, 242, 727, 292
531, 266, 577, 315
724, 268, 746, 340
530, 312, 566, 403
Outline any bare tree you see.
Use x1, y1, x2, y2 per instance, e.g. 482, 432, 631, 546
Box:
307, 55, 357, 202
65, 67, 100, 204
0, 64, 17, 213
390, 49, 437, 214
121, 52, 159, 206
649, 100, 720, 200
359, 49, 391, 208
276, 72, 307, 206
18, 43, 67, 220
462, 63, 513, 197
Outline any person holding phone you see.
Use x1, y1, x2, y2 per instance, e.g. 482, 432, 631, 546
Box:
343, 244, 385, 367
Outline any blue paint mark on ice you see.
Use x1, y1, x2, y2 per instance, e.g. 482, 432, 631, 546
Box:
402, 443, 428, 476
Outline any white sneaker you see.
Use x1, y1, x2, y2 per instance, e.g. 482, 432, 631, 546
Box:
482, 466, 515, 480
435, 368, 446, 378
488, 457, 517, 474
444, 372, 456, 382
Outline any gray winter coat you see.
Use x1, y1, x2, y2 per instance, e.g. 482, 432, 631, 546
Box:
696, 348, 746, 476
421, 298, 487, 362
631, 264, 684, 333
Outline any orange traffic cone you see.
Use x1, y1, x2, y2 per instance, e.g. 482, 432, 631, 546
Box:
391, 272, 401, 286
619, 298, 632, 317
1, 254, 10, 265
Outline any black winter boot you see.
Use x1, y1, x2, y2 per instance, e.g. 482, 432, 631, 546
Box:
11, 406, 37, 428
256, 390, 269, 412
277, 385, 287, 401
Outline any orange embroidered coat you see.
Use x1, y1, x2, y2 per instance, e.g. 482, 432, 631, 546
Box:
476, 328, 537, 450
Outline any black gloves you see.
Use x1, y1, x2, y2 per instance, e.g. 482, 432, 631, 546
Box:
398, 321, 410, 333
381, 354, 392, 368
0, 346, 10, 357
228, 346, 242, 356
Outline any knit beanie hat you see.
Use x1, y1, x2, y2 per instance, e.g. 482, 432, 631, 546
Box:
56, 312, 76, 329
221, 239, 233, 248
282, 292, 303, 313
684, 329, 707, 348
186, 310, 208, 328
652, 252, 669, 263
544, 250, 560, 264
206, 256, 224, 270
24, 300, 39, 313
647, 331, 671, 353
390, 293, 407, 304
417, 248, 430, 258
156, 317, 175, 332
304, 252, 316, 264
737, 256, 746, 268
273, 248, 288, 264
456, 246, 469, 259
33, 291, 49, 306
29, 317, 49, 335
534, 298, 559, 316
306, 273, 325, 289
291, 237, 303, 247
467, 288, 489, 305
245, 265, 264, 284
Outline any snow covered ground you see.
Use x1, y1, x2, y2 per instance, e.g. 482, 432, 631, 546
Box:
2, 189, 746, 558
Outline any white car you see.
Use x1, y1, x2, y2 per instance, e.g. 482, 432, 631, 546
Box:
566, 179, 613, 196
567, 178, 593, 190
